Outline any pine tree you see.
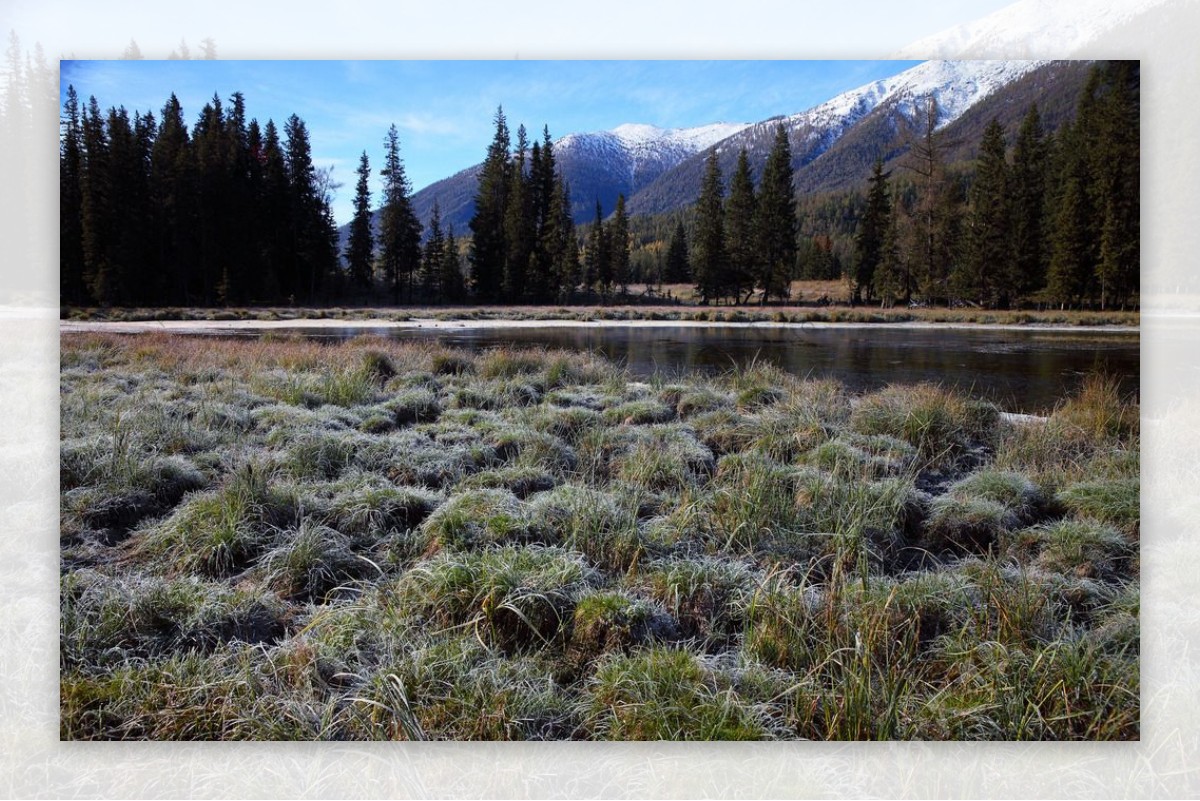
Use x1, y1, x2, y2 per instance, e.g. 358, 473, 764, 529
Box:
79, 95, 111, 304
259, 119, 291, 302
664, 220, 690, 285
282, 113, 335, 304
1092, 61, 1139, 309
691, 148, 726, 305
587, 200, 611, 299
379, 123, 421, 305
872, 206, 905, 307
1010, 104, 1048, 299
853, 158, 891, 305
503, 123, 533, 302
345, 150, 374, 293
551, 180, 579, 301
439, 225, 466, 303
470, 106, 511, 302
754, 125, 797, 304
421, 200, 445, 301
960, 119, 1012, 307
60, 85, 86, 305
724, 147, 756, 304
1046, 117, 1093, 309
610, 194, 630, 297
904, 97, 960, 305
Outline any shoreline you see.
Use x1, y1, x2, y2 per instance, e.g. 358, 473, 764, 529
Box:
59, 317, 1141, 335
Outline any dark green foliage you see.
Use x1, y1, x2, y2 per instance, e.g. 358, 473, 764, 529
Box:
345, 151, 374, 292
753, 125, 797, 304
470, 106, 511, 303
853, 158, 891, 304
724, 148, 757, 304
664, 220, 690, 284
958, 119, 1013, 307
691, 149, 725, 304
379, 124, 421, 305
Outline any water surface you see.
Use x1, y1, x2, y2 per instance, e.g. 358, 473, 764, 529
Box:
224, 323, 1138, 414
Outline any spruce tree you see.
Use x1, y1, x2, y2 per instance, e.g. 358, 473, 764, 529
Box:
345, 150, 375, 293
664, 220, 690, 286
421, 200, 445, 302
691, 148, 726, 305
79, 95, 111, 304
1010, 104, 1048, 299
60, 85, 86, 305
960, 119, 1012, 307
551, 180, 579, 301
503, 123, 532, 302
754, 125, 797, 304
440, 225, 466, 303
610, 194, 630, 297
379, 123, 421, 305
903, 98, 959, 305
724, 147, 756, 304
587, 201, 611, 299
854, 158, 891, 305
470, 106, 511, 302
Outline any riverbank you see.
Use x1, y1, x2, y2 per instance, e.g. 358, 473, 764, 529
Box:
60, 333, 1139, 740
60, 303, 1141, 330
59, 315, 1140, 335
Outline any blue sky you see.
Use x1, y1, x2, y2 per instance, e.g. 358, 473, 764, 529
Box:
60, 59, 922, 227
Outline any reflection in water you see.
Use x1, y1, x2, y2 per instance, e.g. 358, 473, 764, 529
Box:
229, 324, 1140, 414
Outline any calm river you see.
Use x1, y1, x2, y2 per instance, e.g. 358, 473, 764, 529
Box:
213, 323, 1138, 415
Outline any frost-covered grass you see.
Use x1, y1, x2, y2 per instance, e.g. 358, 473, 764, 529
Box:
60, 332, 1139, 741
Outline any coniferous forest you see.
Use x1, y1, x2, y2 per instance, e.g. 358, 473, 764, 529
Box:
59, 61, 1139, 312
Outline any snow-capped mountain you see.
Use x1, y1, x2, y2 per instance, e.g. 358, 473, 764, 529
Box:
366, 58, 1085, 247
407, 119, 748, 233
625, 59, 1052, 216
551, 121, 750, 220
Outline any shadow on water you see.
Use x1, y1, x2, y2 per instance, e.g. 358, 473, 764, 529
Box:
214, 324, 1139, 415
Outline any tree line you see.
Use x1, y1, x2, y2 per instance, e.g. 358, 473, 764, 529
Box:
850, 61, 1138, 311
60, 87, 340, 307
60, 60, 1137, 310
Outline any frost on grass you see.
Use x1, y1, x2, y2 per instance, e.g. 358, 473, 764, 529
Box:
59, 334, 1139, 741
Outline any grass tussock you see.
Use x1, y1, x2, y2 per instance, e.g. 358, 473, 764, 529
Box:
60, 332, 1138, 741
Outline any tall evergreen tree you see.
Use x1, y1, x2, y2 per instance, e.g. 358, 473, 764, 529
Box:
587, 200, 611, 299
853, 158, 891, 305
283, 113, 334, 303
378, 124, 421, 305
503, 123, 533, 302
904, 98, 960, 305
440, 225, 466, 303
754, 125, 797, 304
724, 147, 757, 304
691, 148, 726, 305
610, 194, 630, 297
345, 150, 375, 293
79, 95, 111, 304
1047, 123, 1092, 309
1092, 61, 1140, 310
258, 118, 291, 302
664, 220, 690, 286
470, 106, 511, 302
551, 180, 579, 301
1010, 104, 1048, 299
421, 200, 445, 301
60, 85, 86, 305
960, 119, 1013, 307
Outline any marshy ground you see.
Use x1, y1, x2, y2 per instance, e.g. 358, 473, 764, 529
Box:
60, 332, 1139, 740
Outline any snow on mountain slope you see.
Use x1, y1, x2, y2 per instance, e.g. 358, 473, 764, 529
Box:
555, 120, 750, 190
790, 59, 1047, 138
